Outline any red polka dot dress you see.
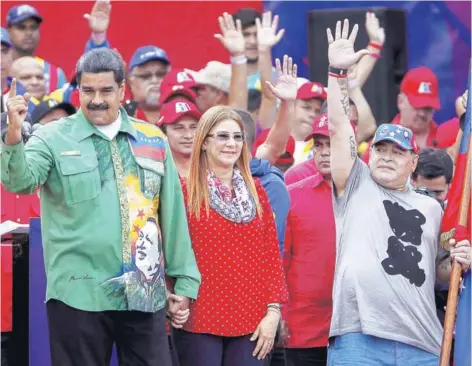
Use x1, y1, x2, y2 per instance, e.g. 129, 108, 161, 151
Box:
181, 179, 288, 336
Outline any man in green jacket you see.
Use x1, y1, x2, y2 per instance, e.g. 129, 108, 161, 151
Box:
2, 48, 200, 366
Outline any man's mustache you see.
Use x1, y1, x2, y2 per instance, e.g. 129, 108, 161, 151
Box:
87, 103, 108, 111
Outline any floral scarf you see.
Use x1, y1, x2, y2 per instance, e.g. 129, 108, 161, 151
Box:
207, 168, 256, 223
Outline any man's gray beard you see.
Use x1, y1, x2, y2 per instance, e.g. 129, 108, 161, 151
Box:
144, 93, 160, 110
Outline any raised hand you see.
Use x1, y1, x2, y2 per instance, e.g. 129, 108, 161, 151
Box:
214, 13, 245, 56
265, 55, 297, 101
256, 11, 285, 52
84, 0, 111, 34
365, 12, 385, 46
326, 19, 369, 70
6, 79, 30, 131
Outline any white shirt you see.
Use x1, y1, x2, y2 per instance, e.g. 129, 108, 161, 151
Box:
95, 111, 122, 140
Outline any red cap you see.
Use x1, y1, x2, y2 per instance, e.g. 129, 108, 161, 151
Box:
304, 113, 357, 142
161, 68, 198, 89
159, 68, 198, 105
400, 67, 440, 110
296, 82, 327, 101
159, 84, 197, 105
157, 100, 201, 127
252, 129, 296, 165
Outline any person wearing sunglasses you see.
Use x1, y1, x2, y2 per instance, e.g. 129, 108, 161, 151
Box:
174, 105, 288, 366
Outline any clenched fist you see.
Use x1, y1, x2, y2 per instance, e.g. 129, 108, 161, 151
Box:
5, 78, 31, 145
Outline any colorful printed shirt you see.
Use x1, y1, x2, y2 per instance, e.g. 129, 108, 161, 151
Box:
34, 56, 67, 94
1, 107, 201, 312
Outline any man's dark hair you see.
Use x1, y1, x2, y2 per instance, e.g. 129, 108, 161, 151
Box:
233, 108, 256, 151
412, 147, 453, 184
248, 89, 262, 112
76, 48, 125, 86
233, 8, 261, 30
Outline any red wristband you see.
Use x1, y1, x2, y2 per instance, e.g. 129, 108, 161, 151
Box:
368, 42, 383, 50
328, 72, 347, 79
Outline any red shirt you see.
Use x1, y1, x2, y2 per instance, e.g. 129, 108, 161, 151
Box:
361, 115, 460, 163
283, 174, 335, 348
1, 186, 40, 224
182, 179, 288, 336
284, 159, 318, 186
0, 187, 40, 332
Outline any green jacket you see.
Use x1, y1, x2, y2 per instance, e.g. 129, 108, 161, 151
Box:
1, 107, 200, 312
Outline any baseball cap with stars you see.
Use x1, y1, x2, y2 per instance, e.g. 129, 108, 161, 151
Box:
372, 124, 419, 153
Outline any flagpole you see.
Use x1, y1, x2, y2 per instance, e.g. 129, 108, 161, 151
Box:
439, 137, 472, 366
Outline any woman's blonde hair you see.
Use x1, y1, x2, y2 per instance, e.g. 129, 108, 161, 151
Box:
187, 105, 262, 219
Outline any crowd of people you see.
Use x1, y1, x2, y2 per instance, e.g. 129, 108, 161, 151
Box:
1, 1, 471, 366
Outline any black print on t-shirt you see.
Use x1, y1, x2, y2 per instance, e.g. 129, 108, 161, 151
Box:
381, 200, 427, 287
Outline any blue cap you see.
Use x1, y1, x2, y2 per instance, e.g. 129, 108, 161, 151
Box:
1, 28, 11, 47
372, 124, 419, 153
7, 4, 43, 26
129, 45, 170, 71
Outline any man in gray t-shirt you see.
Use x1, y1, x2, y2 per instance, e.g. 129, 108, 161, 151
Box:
325, 19, 471, 366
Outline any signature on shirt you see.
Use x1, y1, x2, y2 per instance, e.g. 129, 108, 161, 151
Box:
69, 274, 96, 282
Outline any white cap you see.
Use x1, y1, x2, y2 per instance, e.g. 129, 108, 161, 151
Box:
186, 61, 231, 93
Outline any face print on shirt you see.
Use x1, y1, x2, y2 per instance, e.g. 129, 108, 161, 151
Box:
381, 200, 427, 287
135, 218, 161, 282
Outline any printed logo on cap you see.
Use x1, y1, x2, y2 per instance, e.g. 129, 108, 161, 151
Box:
311, 84, 323, 94
16, 5, 36, 16
172, 85, 184, 91
141, 49, 164, 60
175, 102, 191, 113
417, 82, 432, 94
176, 72, 191, 83
318, 114, 328, 127
380, 125, 389, 135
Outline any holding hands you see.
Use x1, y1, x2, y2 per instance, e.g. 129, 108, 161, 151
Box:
167, 294, 191, 329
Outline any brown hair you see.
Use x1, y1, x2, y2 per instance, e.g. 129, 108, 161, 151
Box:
187, 105, 262, 219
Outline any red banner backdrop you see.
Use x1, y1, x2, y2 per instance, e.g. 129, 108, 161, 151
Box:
1, 1, 263, 78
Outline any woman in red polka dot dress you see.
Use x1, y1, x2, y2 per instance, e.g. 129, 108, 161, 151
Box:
174, 106, 288, 366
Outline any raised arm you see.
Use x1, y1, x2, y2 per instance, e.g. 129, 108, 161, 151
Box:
2, 79, 53, 194
257, 11, 284, 130
255, 56, 297, 164
83, 0, 112, 53
215, 13, 248, 110
347, 64, 377, 142
326, 20, 368, 195
356, 12, 385, 88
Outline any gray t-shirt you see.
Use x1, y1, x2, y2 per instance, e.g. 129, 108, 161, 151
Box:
330, 159, 444, 356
